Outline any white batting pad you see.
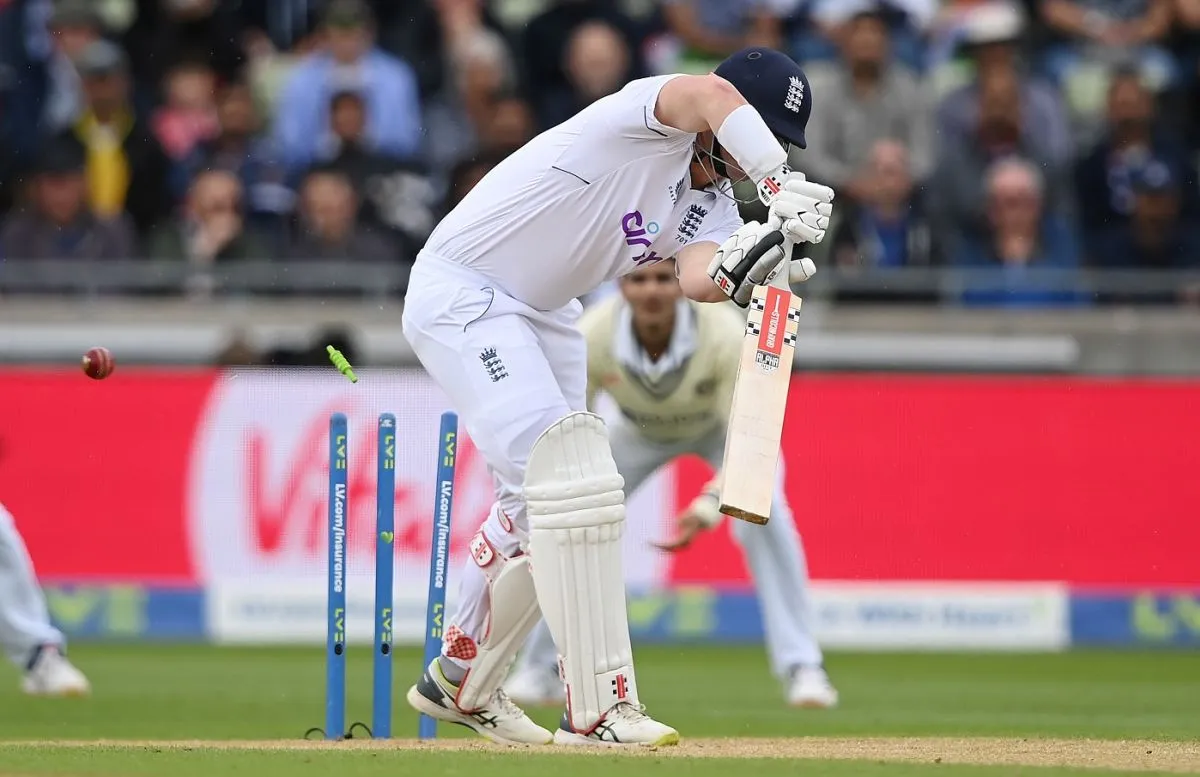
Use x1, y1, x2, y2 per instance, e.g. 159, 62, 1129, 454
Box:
456, 538, 541, 712
525, 412, 639, 731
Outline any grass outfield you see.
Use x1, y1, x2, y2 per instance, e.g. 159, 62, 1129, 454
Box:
0, 645, 1196, 776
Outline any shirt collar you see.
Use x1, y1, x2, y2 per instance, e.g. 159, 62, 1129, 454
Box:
613, 298, 698, 383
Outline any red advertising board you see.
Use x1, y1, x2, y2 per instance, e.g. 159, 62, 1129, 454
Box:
673, 375, 1200, 587
1, 370, 1197, 588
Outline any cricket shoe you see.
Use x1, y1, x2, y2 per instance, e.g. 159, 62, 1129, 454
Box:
554, 702, 680, 747
22, 645, 91, 697
505, 664, 566, 707
787, 665, 838, 708
406, 659, 553, 745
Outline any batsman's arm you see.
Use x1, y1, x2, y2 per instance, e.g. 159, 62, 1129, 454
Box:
654, 75, 788, 184
675, 241, 728, 303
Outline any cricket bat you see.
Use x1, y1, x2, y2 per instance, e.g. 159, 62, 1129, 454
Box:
719, 245, 803, 525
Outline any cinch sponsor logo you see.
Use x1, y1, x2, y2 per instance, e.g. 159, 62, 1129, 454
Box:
621, 210, 665, 266
621, 210, 660, 248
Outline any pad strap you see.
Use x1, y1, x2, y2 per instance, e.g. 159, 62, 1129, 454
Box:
453, 532, 541, 712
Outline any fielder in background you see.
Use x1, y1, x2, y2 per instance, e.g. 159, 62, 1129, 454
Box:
505, 261, 837, 710
0, 502, 90, 697
402, 46, 833, 747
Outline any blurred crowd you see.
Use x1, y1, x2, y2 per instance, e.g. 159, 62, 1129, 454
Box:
1, 0, 1199, 306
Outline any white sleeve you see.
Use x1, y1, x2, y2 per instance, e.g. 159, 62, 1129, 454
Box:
604, 75, 694, 143
553, 75, 695, 184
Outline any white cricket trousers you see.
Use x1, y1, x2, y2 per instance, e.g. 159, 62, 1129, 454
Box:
0, 502, 65, 668
515, 422, 824, 679
402, 255, 587, 667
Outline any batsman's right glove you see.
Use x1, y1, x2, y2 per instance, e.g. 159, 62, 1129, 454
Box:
706, 221, 817, 308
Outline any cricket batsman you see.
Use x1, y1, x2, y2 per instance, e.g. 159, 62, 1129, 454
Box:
402, 47, 834, 746
0, 502, 90, 696
504, 261, 837, 710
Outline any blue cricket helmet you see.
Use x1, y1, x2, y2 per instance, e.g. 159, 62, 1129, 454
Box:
714, 47, 812, 150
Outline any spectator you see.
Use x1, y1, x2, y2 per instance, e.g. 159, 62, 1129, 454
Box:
954, 157, 1084, 306
185, 80, 294, 238
536, 20, 635, 130
1040, 0, 1177, 112
936, 2, 1073, 168
151, 60, 220, 163
522, 0, 644, 98
1173, 0, 1200, 150
0, 0, 36, 158
930, 66, 1075, 255
0, 134, 135, 262
273, 0, 422, 173
121, 0, 245, 97
660, 0, 782, 74
1074, 67, 1197, 258
419, 0, 521, 174
926, 0, 999, 73
484, 92, 534, 157
0, 142, 17, 218
40, 0, 105, 135
145, 169, 268, 270
237, 0, 322, 52
827, 139, 942, 271
55, 39, 173, 237
798, 0, 938, 73
316, 90, 438, 258
1091, 159, 1200, 270
796, 7, 933, 199
283, 167, 398, 262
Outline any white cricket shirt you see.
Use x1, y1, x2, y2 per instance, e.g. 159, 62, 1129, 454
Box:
422, 75, 744, 311
581, 295, 745, 445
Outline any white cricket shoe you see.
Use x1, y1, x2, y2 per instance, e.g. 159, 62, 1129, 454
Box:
505, 664, 566, 707
554, 702, 680, 747
22, 646, 91, 697
406, 658, 553, 745
787, 665, 838, 708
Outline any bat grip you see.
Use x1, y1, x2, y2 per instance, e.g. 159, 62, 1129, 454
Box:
762, 228, 795, 290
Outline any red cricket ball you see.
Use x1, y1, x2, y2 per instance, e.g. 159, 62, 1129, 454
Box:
81, 347, 115, 380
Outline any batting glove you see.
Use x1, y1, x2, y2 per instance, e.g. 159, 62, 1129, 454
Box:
767, 172, 834, 246
707, 221, 790, 308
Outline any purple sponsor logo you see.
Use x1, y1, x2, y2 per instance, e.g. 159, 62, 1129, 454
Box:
621, 210, 665, 266
621, 210, 660, 249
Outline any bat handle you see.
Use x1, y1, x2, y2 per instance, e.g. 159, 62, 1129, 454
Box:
771, 230, 796, 289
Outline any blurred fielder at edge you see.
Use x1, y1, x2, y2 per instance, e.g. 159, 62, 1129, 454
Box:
504, 260, 836, 711
403, 47, 834, 746
0, 503, 90, 696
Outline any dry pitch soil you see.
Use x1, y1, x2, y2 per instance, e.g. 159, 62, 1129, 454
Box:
14, 737, 1200, 773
